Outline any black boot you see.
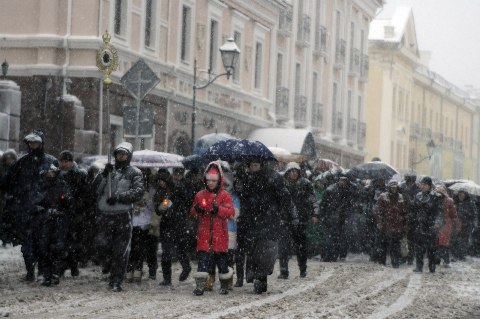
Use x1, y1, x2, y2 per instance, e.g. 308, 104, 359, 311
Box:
234, 275, 243, 287
254, 277, 267, 294
159, 260, 172, 286
24, 262, 35, 282
179, 264, 192, 282
277, 270, 289, 279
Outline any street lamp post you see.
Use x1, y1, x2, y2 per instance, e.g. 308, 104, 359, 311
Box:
411, 139, 436, 171
1, 59, 9, 79
191, 38, 240, 153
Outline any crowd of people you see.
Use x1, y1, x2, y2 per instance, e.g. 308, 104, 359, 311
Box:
1, 129, 479, 295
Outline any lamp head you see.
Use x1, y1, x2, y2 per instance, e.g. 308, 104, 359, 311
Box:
219, 38, 240, 79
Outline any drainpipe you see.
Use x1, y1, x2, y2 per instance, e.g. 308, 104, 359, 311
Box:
98, 79, 104, 155
62, 0, 72, 95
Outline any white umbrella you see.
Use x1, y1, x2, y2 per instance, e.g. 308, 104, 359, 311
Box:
448, 181, 480, 196
131, 150, 184, 168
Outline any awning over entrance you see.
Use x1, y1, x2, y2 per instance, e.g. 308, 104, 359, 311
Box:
248, 128, 317, 159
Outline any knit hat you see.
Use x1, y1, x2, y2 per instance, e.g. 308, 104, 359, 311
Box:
420, 176, 433, 186
387, 180, 398, 187
59, 150, 74, 161
206, 167, 219, 180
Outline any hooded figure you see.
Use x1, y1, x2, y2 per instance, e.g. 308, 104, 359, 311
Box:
412, 176, 443, 273
96, 142, 144, 292
452, 188, 477, 261
37, 163, 73, 286
375, 180, 407, 268
400, 173, 420, 265
234, 157, 295, 294
278, 162, 318, 279
190, 161, 235, 296
0, 129, 57, 281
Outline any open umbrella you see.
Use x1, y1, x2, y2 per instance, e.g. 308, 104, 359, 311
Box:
348, 161, 398, 181
194, 133, 238, 155
312, 158, 341, 173
203, 139, 276, 162
181, 154, 210, 170
448, 181, 480, 196
131, 150, 184, 168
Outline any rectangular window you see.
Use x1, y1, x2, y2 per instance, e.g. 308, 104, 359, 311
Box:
392, 87, 397, 117
144, 0, 154, 47
276, 53, 283, 87
114, 0, 126, 36
295, 63, 301, 95
181, 5, 191, 62
209, 20, 219, 73
312, 72, 318, 103
254, 42, 263, 89
233, 31, 242, 82
332, 83, 338, 119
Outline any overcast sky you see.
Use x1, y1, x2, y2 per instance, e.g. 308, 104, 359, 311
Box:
378, 0, 480, 90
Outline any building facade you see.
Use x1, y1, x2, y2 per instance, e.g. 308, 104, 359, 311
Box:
0, 0, 381, 165
366, 7, 480, 181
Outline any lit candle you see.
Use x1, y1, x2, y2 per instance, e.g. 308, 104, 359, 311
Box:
201, 198, 207, 208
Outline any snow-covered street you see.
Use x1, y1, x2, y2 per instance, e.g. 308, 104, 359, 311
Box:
1, 245, 479, 319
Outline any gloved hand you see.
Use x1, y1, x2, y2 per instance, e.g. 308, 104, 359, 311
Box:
106, 195, 117, 205
194, 203, 205, 214
211, 203, 219, 215
102, 163, 114, 177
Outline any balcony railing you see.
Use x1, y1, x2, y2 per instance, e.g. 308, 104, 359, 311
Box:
313, 25, 327, 56
311, 102, 323, 129
455, 140, 463, 151
294, 95, 307, 127
360, 54, 369, 80
278, 8, 293, 36
347, 118, 357, 145
349, 48, 361, 75
275, 86, 289, 121
445, 137, 454, 148
410, 122, 420, 137
332, 111, 343, 138
433, 132, 444, 144
335, 39, 346, 67
423, 127, 432, 139
358, 121, 366, 149
296, 14, 311, 47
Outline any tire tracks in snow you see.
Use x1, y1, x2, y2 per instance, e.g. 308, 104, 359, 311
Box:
182, 270, 334, 319
366, 271, 422, 319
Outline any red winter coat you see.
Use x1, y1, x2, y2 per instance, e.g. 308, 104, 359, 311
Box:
375, 192, 407, 234
436, 185, 460, 247
190, 162, 234, 253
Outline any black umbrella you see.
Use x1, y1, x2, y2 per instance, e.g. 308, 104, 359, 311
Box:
181, 154, 210, 170
348, 161, 399, 181
203, 139, 276, 162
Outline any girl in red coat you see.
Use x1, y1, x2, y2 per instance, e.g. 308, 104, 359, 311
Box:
191, 161, 234, 296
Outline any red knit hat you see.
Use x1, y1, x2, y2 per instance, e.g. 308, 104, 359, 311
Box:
206, 167, 219, 180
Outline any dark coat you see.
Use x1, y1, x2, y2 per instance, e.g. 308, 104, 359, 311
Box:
319, 182, 357, 228
156, 178, 193, 242
412, 190, 443, 238
285, 177, 318, 224
454, 193, 477, 230
235, 167, 294, 245
375, 192, 407, 234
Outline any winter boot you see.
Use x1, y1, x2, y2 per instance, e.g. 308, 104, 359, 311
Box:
254, 277, 268, 294
148, 268, 157, 280
70, 265, 80, 277
126, 271, 134, 283
133, 270, 143, 283
111, 282, 123, 292
277, 270, 289, 279
179, 264, 192, 282
218, 268, 233, 295
193, 272, 209, 296
52, 274, 60, 285
234, 274, 243, 287
204, 273, 215, 291
159, 261, 172, 286
227, 277, 234, 290
24, 263, 35, 282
